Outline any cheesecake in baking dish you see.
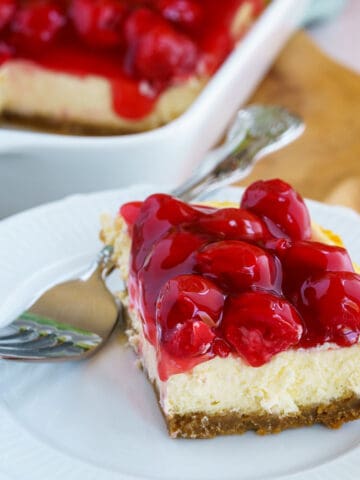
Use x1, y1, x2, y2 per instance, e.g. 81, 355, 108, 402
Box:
0, 0, 267, 134
101, 179, 360, 438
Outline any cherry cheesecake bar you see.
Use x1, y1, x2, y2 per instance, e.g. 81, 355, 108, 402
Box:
101, 179, 360, 438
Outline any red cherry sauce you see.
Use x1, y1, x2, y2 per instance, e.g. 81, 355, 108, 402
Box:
120, 180, 360, 380
0, 0, 266, 120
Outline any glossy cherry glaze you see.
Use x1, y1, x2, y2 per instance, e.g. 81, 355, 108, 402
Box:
0, 0, 266, 119
121, 180, 360, 380
241, 179, 312, 240
157, 274, 223, 356
222, 291, 303, 366
0, 0, 16, 31
196, 207, 268, 242
294, 272, 360, 348
196, 240, 282, 294
273, 238, 354, 297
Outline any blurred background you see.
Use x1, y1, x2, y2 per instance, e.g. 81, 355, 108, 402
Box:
0, 0, 359, 217
307, 0, 359, 72
240, 0, 360, 211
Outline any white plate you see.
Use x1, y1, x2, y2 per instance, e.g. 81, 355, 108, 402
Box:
0, 185, 360, 480
0, 0, 310, 218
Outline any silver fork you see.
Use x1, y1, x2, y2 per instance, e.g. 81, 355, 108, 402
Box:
0, 105, 304, 361
0, 246, 118, 360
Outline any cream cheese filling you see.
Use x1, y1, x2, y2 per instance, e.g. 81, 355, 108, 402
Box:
127, 308, 360, 417
0, 60, 205, 132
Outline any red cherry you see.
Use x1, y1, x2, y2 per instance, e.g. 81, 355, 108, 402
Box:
279, 241, 353, 272
196, 240, 282, 294
198, 208, 267, 242
212, 337, 231, 358
222, 292, 303, 366
157, 274, 224, 330
157, 275, 223, 357
70, 0, 128, 48
0, 41, 14, 63
161, 320, 215, 358
123, 6, 154, 42
11, 0, 66, 51
130, 193, 200, 270
241, 179, 311, 241
276, 240, 354, 296
136, 230, 208, 343
200, 30, 233, 74
150, 194, 200, 225
0, 0, 16, 31
141, 193, 199, 226
296, 272, 360, 347
124, 7, 198, 82
156, 0, 203, 31
119, 201, 143, 233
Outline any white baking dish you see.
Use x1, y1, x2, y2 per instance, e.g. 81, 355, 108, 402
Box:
0, 0, 309, 218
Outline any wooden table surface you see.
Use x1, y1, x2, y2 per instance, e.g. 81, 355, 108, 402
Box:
239, 31, 360, 213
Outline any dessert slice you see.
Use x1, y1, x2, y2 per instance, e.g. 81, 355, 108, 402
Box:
0, 0, 267, 134
101, 179, 360, 438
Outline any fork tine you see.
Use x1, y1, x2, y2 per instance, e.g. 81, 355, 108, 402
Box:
0, 333, 59, 350
0, 329, 39, 344
0, 314, 104, 361
0, 342, 90, 360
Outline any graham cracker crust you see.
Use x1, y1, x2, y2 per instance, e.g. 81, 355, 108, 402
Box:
164, 395, 360, 439
1, 112, 155, 136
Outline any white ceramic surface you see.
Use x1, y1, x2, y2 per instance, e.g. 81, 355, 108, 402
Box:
0, 185, 360, 480
0, 0, 309, 218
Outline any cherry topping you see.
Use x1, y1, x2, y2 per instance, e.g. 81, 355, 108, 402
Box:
222, 292, 303, 366
131, 193, 200, 270
157, 274, 223, 357
200, 30, 233, 73
136, 229, 208, 343
212, 337, 231, 358
241, 179, 311, 241
70, 0, 128, 48
196, 240, 282, 294
10, 0, 66, 51
276, 239, 354, 296
161, 319, 215, 358
0, 40, 13, 63
124, 7, 198, 82
119, 201, 143, 233
296, 272, 360, 347
120, 182, 358, 377
156, 0, 203, 31
0, 0, 15, 31
198, 208, 267, 242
